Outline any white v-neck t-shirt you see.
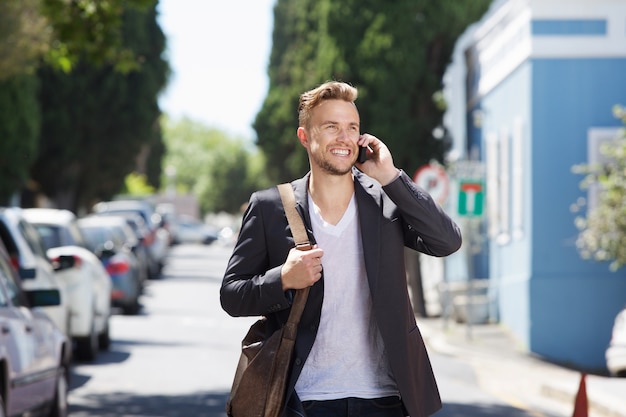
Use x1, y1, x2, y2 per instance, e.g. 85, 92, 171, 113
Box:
295, 193, 398, 401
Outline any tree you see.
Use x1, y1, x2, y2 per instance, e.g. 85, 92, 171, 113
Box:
254, 0, 492, 183
40, 0, 156, 73
0, 0, 50, 81
0, 0, 155, 79
0, 0, 161, 207
573, 105, 626, 271
0, 74, 40, 205
30, 2, 169, 212
0, 0, 48, 205
162, 117, 270, 215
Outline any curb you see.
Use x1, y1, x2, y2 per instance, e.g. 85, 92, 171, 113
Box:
540, 380, 626, 417
418, 319, 626, 417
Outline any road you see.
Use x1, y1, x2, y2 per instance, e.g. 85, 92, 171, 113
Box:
67, 243, 568, 417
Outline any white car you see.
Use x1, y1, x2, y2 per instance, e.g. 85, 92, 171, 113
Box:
0, 207, 70, 339
23, 208, 113, 361
606, 306, 626, 377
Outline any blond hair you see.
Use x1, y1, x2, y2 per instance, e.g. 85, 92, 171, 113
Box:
298, 81, 358, 128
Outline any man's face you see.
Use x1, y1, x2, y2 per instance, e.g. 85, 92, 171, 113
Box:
299, 99, 360, 176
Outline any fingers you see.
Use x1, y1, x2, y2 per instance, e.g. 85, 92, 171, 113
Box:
357, 134, 388, 161
358, 133, 382, 148
281, 246, 324, 290
355, 134, 398, 181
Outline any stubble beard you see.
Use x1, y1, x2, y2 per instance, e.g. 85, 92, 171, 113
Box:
311, 150, 354, 176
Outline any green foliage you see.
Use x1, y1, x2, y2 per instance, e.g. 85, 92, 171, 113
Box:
0, 0, 155, 79
0, 0, 51, 81
572, 105, 626, 271
40, 0, 156, 73
30, 3, 169, 212
122, 172, 156, 196
254, 0, 492, 183
0, 74, 40, 204
162, 117, 270, 214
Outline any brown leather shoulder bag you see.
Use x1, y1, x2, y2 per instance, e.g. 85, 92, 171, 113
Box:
226, 183, 311, 417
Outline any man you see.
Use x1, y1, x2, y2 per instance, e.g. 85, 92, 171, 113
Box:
221, 81, 462, 417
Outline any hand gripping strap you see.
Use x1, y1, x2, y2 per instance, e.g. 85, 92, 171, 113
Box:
276, 183, 311, 327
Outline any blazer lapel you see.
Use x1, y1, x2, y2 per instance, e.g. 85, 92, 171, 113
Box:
354, 171, 382, 292
291, 173, 313, 241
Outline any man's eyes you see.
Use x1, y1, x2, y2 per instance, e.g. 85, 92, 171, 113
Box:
324, 124, 358, 131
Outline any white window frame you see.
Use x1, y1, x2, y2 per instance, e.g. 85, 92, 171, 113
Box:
511, 117, 524, 240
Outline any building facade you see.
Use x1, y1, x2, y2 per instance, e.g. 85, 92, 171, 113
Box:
443, 0, 626, 369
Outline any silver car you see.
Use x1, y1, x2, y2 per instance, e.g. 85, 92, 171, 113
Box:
77, 216, 143, 315
92, 200, 169, 279
0, 239, 71, 416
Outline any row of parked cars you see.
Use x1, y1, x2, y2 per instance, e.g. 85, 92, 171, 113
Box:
0, 199, 172, 417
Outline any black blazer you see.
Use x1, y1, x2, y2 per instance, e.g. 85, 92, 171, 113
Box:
221, 169, 462, 417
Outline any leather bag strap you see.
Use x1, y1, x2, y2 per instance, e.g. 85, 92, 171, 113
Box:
277, 183, 311, 328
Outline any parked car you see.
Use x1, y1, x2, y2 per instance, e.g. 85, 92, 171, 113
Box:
0, 208, 70, 337
170, 215, 219, 245
22, 208, 113, 361
92, 212, 150, 287
93, 200, 169, 278
155, 203, 177, 246
606, 306, 626, 377
77, 216, 143, 315
0, 238, 71, 417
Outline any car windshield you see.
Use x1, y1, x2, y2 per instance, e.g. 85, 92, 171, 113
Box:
80, 227, 110, 252
32, 224, 64, 251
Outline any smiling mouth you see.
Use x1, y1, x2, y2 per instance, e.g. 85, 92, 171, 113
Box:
331, 149, 350, 156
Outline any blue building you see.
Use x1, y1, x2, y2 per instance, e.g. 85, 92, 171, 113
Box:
442, 0, 626, 370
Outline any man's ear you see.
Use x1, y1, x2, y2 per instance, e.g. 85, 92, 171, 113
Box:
297, 127, 308, 148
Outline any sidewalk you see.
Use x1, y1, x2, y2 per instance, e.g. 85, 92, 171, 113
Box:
416, 317, 626, 417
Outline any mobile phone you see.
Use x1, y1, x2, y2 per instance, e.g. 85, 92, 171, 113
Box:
357, 146, 368, 163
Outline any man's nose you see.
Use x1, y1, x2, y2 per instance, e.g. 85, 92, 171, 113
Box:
336, 127, 357, 142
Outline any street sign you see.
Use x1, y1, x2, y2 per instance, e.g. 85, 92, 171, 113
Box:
413, 163, 450, 205
458, 180, 484, 217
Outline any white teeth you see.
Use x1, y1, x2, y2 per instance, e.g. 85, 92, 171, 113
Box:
332, 149, 349, 156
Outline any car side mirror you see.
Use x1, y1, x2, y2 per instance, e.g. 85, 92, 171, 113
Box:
52, 255, 76, 271
95, 242, 116, 258
19, 267, 36, 280
26, 289, 61, 307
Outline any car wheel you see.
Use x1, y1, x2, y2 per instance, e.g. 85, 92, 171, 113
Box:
122, 299, 141, 315
75, 323, 98, 362
49, 366, 68, 417
98, 317, 111, 351
148, 260, 161, 279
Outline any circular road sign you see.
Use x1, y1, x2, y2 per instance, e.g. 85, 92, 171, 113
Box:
413, 163, 450, 205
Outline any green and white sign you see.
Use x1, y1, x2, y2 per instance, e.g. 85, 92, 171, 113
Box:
458, 180, 484, 217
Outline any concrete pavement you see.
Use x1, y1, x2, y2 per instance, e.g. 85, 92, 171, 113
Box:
416, 317, 626, 417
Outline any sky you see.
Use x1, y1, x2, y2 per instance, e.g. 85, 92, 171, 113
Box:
156, 0, 276, 140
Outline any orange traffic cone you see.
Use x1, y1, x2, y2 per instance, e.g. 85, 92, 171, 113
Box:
572, 373, 588, 417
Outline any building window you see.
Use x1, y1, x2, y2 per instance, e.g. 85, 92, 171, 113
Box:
486, 132, 499, 239
511, 118, 524, 239
486, 121, 525, 244
497, 128, 511, 244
